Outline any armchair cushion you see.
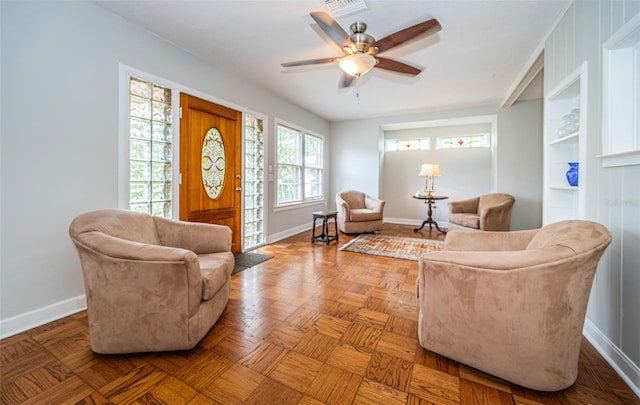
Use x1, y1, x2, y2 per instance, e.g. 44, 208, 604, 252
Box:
199, 252, 235, 300
444, 228, 538, 251
417, 220, 612, 391
447, 213, 479, 229
341, 192, 366, 210
448, 197, 479, 214
350, 208, 382, 222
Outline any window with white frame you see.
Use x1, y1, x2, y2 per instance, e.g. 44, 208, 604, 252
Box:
385, 138, 430, 152
128, 76, 174, 218
437, 133, 490, 149
304, 134, 323, 199
601, 16, 640, 167
276, 122, 324, 206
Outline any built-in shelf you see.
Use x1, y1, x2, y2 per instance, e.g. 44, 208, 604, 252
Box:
550, 186, 579, 191
543, 62, 587, 224
551, 132, 579, 144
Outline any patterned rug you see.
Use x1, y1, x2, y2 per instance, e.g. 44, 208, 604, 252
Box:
339, 234, 444, 261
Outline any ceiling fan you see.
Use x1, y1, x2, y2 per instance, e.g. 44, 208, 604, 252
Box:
281, 11, 442, 88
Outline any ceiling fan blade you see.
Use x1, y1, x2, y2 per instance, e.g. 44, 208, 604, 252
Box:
310, 11, 351, 49
281, 56, 341, 67
375, 57, 422, 76
339, 73, 355, 88
374, 18, 442, 54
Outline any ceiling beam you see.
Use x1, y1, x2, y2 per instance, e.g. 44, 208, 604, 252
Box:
501, 50, 544, 108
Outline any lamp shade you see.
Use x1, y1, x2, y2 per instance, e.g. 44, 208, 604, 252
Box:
339, 53, 377, 77
419, 163, 441, 177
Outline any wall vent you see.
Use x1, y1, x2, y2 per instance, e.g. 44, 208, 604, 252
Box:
323, 0, 367, 18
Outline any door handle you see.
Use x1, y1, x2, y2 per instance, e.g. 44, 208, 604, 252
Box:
236, 187, 242, 192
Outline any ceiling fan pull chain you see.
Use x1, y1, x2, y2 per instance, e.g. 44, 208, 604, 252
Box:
356, 75, 361, 103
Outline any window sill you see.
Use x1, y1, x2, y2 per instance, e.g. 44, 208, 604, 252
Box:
275, 199, 326, 213
598, 150, 640, 168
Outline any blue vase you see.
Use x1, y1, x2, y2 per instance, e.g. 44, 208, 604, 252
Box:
566, 162, 579, 186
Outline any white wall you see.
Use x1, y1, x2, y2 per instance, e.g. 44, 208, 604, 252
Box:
329, 119, 384, 199
0, 1, 329, 335
330, 102, 543, 231
382, 123, 494, 226
497, 99, 544, 231
544, 0, 640, 393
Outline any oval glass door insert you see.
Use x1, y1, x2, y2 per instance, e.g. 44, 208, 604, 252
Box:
201, 128, 226, 199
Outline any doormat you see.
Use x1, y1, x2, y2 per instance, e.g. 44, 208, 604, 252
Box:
339, 234, 443, 261
232, 252, 273, 275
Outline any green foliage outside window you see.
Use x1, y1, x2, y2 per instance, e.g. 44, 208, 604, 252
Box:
276, 124, 324, 205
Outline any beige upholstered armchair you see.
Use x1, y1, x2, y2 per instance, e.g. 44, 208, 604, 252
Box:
448, 193, 515, 231
335, 190, 385, 234
69, 209, 234, 354
417, 220, 612, 391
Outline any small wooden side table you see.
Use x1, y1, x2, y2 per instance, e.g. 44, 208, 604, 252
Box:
412, 195, 448, 233
311, 210, 339, 245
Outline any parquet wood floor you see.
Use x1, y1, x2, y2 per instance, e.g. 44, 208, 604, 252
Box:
1, 224, 638, 404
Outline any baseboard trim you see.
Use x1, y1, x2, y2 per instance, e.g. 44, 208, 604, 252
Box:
266, 217, 450, 243
384, 217, 450, 228
583, 318, 640, 398
0, 295, 87, 339
266, 223, 312, 244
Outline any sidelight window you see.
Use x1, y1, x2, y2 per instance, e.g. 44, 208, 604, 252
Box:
128, 76, 174, 218
244, 114, 265, 249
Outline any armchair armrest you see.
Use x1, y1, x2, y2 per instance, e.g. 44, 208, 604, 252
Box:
364, 195, 385, 213
448, 197, 479, 214
444, 229, 538, 252
479, 198, 515, 231
76, 231, 197, 262
154, 217, 232, 254
421, 245, 573, 270
336, 195, 350, 218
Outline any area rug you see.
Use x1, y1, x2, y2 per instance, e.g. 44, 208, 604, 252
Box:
232, 252, 273, 275
339, 234, 443, 261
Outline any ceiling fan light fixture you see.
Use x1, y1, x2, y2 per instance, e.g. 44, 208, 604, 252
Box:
339, 53, 376, 77
283, 11, 438, 87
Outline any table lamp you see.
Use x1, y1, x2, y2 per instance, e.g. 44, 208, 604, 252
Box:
419, 163, 441, 198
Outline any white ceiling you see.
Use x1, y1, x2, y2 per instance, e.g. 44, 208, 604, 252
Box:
95, 0, 569, 122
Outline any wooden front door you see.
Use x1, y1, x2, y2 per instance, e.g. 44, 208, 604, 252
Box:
180, 93, 242, 253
